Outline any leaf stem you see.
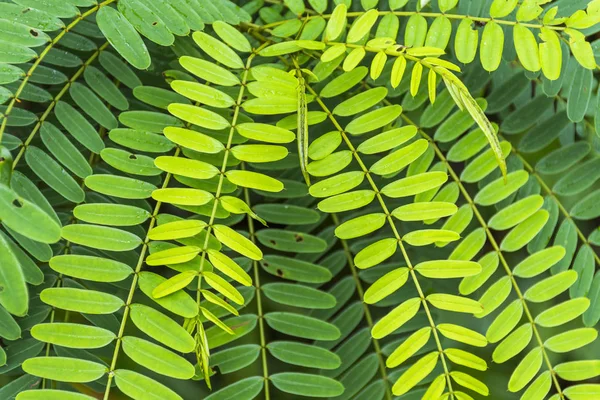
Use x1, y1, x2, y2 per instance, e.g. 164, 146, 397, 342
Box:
330, 213, 393, 400
304, 82, 456, 398
242, 171, 270, 400
0, 0, 116, 143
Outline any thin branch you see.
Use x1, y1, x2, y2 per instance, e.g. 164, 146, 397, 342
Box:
242, 169, 270, 400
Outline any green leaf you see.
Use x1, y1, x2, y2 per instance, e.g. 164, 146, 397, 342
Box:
381, 172, 448, 198
0, 42, 37, 63
354, 238, 398, 269
61, 224, 142, 252
392, 352, 438, 396
321, 67, 368, 99
415, 260, 481, 279
513, 246, 566, 278
138, 272, 198, 318
49, 254, 132, 282
41, 287, 124, 314
267, 341, 340, 369
262, 283, 335, 309
129, 303, 195, 353
571, 189, 600, 220
0, 305, 21, 340
535, 297, 590, 327
333, 87, 388, 116
207, 250, 252, 286
455, 19, 478, 64
372, 298, 421, 339
25, 146, 84, 203
403, 229, 460, 246
146, 246, 200, 267
335, 213, 386, 240
493, 324, 533, 363
387, 327, 431, 368
192, 31, 243, 69
96, 7, 150, 69
118, 0, 174, 46
203, 271, 244, 306
211, 345, 260, 374
326, 4, 347, 41
226, 170, 284, 192
260, 255, 331, 283
309, 171, 365, 198
445, 348, 487, 371
213, 21, 251, 52
213, 224, 262, 260
358, 126, 418, 155
265, 312, 340, 340
122, 336, 195, 379
114, 369, 182, 400
525, 270, 577, 303
22, 356, 106, 383
437, 323, 487, 347
168, 104, 230, 131
364, 267, 408, 304
31, 323, 115, 349
152, 188, 214, 206
40, 123, 92, 179
563, 384, 600, 400
205, 377, 263, 400
567, 63, 593, 122
0, 233, 27, 316
555, 360, 600, 381
345, 105, 403, 136
489, 195, 544, 230
16, 390, 96, 400
500, 210, 549, 252
236, 123, 295, 144
151, 270, 197, 298
318, 190, 376, 213
171, 81, 234, 109
85, 174, 156, 200
180, 56, 240, 86
513, 25, 541, 72
109, 129, 174, 153
545, 328, 598, 353
271, 372, 344, 397
474, 170, 529, 206
480, 21, 504, 71
427, 293, 482, 314
508, 347, 543, 392
74, 203, 150, 227
393, 202, 457, 222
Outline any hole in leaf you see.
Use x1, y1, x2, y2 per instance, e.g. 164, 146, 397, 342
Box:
276, 269, 283, 277
269, 240, 276, 245
12, 199, 23, 208
129, 154, 137, 160
294, 234, 304, 242
30, 29, 38, 37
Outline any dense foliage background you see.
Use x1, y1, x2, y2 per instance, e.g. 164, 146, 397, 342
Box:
0, 0, 600, 399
